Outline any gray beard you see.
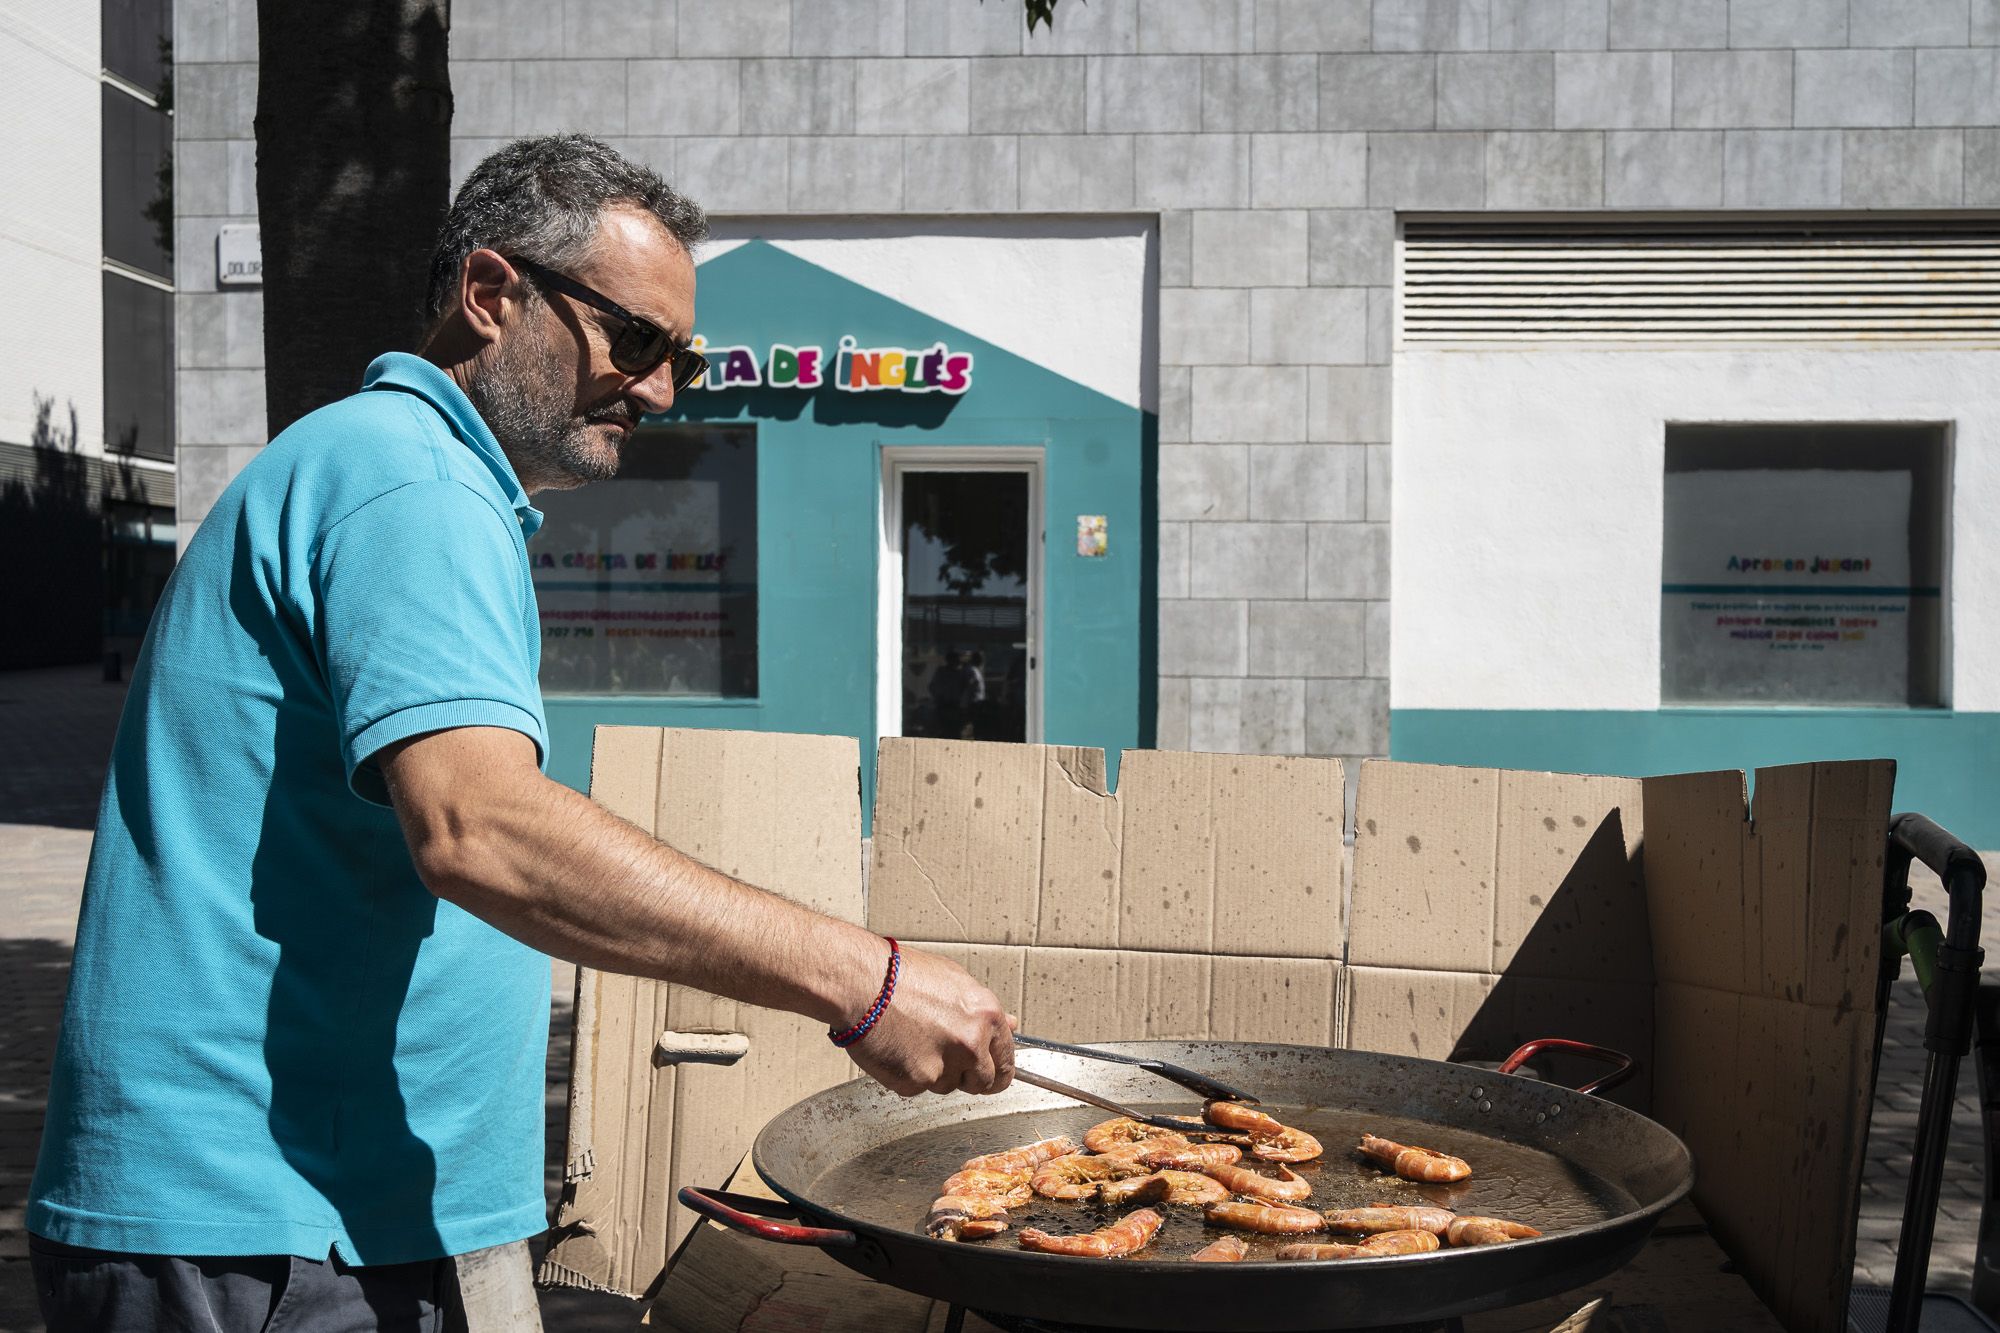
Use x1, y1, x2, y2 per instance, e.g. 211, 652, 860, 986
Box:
466, 319, 622, 489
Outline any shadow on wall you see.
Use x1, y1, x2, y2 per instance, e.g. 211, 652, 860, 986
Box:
0, 395, 159, 672
1450, 811, 1657, 1112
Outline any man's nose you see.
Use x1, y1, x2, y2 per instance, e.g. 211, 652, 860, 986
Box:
626, 359, 678, 414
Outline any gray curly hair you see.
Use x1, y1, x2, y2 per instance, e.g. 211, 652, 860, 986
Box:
425, 134, 707, 324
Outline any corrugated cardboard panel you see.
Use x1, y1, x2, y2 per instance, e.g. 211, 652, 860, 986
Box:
868, 738, 1048, 944
1644, 759, 1893, 1333
1021, 946, 1213, 1041
1640, 769, 1750, 994
1116, 750, 1219, 952
1491, 770, 1648, 983
1208, 755, 1344, 957
1037, 748, 1123, 947
1120, 751, 1344, 957
663, 988, 857, 1254
1208, 956, 1339, 1046
1342, 966, 1653, 1107
1350, 762, 1500, 971
543, 727, 866, 1298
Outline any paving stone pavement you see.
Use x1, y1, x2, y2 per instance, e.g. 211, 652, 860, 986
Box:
0, 664, 1992, 1328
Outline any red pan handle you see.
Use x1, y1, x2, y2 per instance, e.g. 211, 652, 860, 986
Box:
1497, 1038, 1635, 1097
677, 1186, 859, 1248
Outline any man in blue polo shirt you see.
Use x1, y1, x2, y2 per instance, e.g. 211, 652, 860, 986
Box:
28, 135, 1016, 1330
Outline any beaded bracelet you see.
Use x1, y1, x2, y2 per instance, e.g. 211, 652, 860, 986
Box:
829, 937, 901, 1049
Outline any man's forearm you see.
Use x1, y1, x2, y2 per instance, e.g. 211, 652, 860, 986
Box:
390, 739, 883, 1028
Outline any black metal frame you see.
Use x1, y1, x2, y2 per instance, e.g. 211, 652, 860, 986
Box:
1876, 813, 1991, 1331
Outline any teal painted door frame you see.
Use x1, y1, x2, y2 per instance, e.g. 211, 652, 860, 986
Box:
535, 241, 1154, 817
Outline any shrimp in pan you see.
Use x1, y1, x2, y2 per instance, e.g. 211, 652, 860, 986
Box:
962, 1136, 1077, 1174
1031, 1153, 1148, 1200
1191, 1234, 1249, 1262
1140, 1142, 1242, 1170
1446, 1216, 1542, 1247
1202, 1200, 1325, 1234
926, 1193, 1012, 1241
940, 1168, 1033, 1209
1251, 1127, 1324, 1164
1017, 1208, 1164, 1258
1084, 1118, 1189, 1156
1203, 1100, 1287, 1137
1202, 1161, 1312, 1203
1098, 1169, 1231, 1207
1357, 1133, 1471, 1183
1278, 1229, 1441, 1259
1322, 1204, 1456, 1236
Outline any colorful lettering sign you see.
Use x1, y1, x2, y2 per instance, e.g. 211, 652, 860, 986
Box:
686, 337, 973, 394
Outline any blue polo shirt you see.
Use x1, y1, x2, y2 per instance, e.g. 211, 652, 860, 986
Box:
30, 353, 552, 1263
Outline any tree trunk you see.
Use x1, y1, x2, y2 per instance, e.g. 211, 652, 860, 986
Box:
255, 0, 452, 436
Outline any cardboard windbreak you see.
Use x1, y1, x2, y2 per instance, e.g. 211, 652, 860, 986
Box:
549, 730, 1891, 1333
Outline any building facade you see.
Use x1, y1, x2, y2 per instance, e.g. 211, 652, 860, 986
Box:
2, 0, 177, 670
174, 0, 2000, 839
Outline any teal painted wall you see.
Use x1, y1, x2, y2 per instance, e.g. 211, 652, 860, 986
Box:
540, 241, 1152, 813
1391, 707, 2000, 845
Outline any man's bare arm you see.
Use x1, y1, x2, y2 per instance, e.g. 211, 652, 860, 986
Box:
378, 725, 1014, 1096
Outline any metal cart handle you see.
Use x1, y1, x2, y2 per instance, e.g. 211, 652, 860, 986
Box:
1497, 1038, 1636, 1098
676, 1186, 858, 1249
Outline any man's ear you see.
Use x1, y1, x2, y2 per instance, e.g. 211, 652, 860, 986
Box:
459, 249, 515, 345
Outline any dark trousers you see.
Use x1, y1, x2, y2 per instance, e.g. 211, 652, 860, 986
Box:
30, 1234, 454, 1333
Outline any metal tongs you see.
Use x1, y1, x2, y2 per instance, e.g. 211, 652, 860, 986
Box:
1009, 1033, 1260, 1132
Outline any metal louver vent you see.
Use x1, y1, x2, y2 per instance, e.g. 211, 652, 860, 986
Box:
1400, 220, 2000, 343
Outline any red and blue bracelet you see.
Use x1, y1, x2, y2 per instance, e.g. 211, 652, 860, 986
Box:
829, 937, 901, 1049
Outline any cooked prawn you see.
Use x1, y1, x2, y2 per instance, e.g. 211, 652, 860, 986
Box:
926, 1192, 1012, 1241
1202, 1200, 1325, 1234
1097, 1169, 1231, 1207
1017, 1208, 1163, 1258
1162, 1114, 1252, 1145
1446, 1216, 1542, 1247
962, 1136, 1078, 1174
1031, 1153, 1149, 1200
1084, 1118, 1189, 1156
1250, 1127, 1324, 1164
1357, 1133, 1471, 1183
941, 1168, 1032, 1209
1204, 1100, 1286, 1136
1191, 1234, 1249, 1262
1275, 1240, 1366, 1260
1323, 1204, 1456, 1236
1202, 1162, 1312, 1203
1278, 1230, 1440, 1259
1140, 1143, 1242, 1170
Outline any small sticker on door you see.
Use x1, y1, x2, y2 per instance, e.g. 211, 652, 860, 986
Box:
1076, 515, 1107, 558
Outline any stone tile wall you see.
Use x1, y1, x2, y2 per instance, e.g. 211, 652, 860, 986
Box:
176, 0, 2000, 763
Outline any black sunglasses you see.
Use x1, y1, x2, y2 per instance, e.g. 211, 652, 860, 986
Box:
502, 254, 707, 392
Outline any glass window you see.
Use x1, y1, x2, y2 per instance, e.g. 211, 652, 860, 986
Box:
101, 85, 172, 279
102, 272, 174, 461
529, 423, 757, 696
1661, 425, 1947, 707
102, 0, 170, 91
898, 470, 1031, 742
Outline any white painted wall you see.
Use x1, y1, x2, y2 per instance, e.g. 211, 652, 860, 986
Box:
700, 217, 1156, 413
1393, 347, 2000, 713
0, 1, 103, 451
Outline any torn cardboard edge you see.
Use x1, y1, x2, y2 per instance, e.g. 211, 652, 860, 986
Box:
549, 726, 1897, 1333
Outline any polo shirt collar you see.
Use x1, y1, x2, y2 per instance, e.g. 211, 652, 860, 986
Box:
360, 352, 545, 539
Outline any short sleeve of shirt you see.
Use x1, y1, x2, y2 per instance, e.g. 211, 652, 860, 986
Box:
314, 478, 545, 805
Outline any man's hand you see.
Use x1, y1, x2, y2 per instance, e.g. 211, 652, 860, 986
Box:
844, 945, 1017, 1097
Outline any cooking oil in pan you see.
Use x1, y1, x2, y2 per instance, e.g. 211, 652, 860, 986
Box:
811, 1104, 1639, 1263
